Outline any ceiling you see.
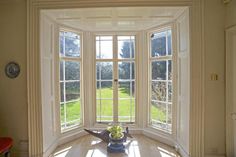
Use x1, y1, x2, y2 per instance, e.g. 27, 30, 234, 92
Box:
42, 7, 186, 31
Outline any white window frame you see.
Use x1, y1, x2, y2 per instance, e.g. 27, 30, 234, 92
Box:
147, 24, 177, 136
92, 32, 139, 127
58, 27, 84, 133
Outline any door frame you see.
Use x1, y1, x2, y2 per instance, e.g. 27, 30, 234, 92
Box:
226, 25, 236, 157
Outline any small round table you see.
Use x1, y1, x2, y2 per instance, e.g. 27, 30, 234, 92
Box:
0, 137, 13, 157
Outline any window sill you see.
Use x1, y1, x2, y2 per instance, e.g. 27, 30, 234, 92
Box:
58, 125, 86, 145
143, 126, 175, 147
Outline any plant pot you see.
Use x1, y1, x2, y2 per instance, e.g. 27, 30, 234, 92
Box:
109, 133, 124, 144
107, 133, 125, 153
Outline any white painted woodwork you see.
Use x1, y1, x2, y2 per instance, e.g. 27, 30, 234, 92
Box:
40, 13, 59, 157
176, 9, 190, 155
28, 1, 204, 157
226, 25, 236, 157
43, 7, 185, 31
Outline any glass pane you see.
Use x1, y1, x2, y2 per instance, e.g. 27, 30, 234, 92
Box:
60, 82, 64, 102
65, 33, 80, 57
96, 62, 113, 80
151, 101, 167, 124
65, 101, 81, 123
99, 36, 113, 40
65, 81, 80, 101
96, 36, 113, 59
96, 81, 113, 99
60, 32, 64, 56
118, 99, 135, 122
167, 30, 172, 55
96, 100, 113, 122
60, 103, 65, 127
151, 81, 166, 101
167, 103, 172, 127
168, 60, 172, 80
60, 61, 64, 81
132, 81, 135, 98
118, 36, 135, 59
152, 61, 166, 80
151, 31, 166, 57
132, 62, 135, 79
119, 62, 131, 80
65, 32, 80, 38
118, 82, 131, 98
96, 81, 100, 98
65, 61, 80, 80
168, 82, 172, 102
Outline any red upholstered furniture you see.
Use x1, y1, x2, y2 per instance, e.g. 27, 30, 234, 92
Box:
0, 137, 13, 157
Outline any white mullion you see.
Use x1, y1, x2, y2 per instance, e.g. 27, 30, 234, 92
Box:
99, 36, 101, 59
165, 64, 169, 126
66, 99, 80, 104
113, 35, 118, 123
62, 32, 67, 128
63, 60, 67, 128
152, 99, 172, 104
99, 60, 102, 122
95, 59, 113, 62
63, 31, 65, 57
165, 31, 169, 126
96, 79, 113, 82
149, 38, 152, 124
97, 36, 102, 122
62, 80, 80, 83
96, 58, 135, 62
60, 56, 82, 62
129, 36, 132, 60
152, 79, 171, 82
150, 56, 172, 61
130, 61, 132, 122
96, 98, 113, 100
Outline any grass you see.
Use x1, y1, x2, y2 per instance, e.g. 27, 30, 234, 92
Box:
61, 87, 166, 125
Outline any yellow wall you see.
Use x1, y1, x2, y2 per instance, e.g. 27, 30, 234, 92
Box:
0, 0, 28, 155
225, 0, 236, 28
204, 0, 226, 155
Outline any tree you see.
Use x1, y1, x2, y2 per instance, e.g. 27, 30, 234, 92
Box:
96, 62, 113, 88
119, 41, 135, 95
150, 34, 171, 106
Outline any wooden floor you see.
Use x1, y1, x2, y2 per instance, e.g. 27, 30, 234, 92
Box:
52, 134, 180, 157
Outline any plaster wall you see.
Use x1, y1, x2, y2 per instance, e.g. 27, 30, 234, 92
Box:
225, 0, 236, 28
204, 0, 225, 156
0, 0, 28, 156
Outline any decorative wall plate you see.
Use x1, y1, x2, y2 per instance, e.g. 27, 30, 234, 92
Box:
5, 62, 20, 79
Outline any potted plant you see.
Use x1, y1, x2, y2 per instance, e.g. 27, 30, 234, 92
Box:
107, 125, 124, 140
107, 124, 125, 153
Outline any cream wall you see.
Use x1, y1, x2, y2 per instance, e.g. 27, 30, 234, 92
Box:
204, 0, 226, 156
225, 0, 236, 28
0, 0, 28, 156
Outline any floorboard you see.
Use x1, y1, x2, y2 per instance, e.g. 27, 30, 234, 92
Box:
52, 134, 180, 157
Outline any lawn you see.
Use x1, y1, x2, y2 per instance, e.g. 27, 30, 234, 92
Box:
61, 87, 166, 126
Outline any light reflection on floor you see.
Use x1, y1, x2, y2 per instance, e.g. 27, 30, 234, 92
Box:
54, 146, 72, 157
53, 135, 180, 157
